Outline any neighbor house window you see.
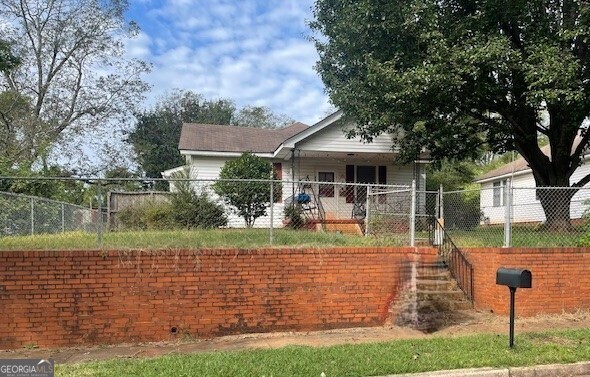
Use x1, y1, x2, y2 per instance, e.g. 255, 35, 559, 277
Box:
493, 180, 507, 207
318, 172, 335, 197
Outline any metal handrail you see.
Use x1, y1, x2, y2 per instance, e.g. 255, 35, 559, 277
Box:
309, 184, 326, 230
434, 218, 474, 302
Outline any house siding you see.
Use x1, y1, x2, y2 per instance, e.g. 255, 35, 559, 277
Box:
297, 123, 395, 153
479, 163, 590, 224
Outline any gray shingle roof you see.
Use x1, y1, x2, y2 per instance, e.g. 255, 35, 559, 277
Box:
178, 122, 309, 153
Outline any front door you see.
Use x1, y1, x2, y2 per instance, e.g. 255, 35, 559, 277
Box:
356, 166, 376, 203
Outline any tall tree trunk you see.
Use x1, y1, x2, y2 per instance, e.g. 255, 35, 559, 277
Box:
536, 187, 576, 231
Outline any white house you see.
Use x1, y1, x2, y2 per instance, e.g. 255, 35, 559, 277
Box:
163, 110, 428, 228
475, 144, 590, 225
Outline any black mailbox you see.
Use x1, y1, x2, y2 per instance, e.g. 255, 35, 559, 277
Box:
496, 268, 532, 288
496, 267, 532, 348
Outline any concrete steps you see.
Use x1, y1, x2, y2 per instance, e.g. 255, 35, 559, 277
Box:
393, 260, 473, 332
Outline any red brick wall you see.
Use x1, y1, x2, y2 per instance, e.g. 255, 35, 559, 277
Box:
465, 247, 590, 316
0, 247, 437, 349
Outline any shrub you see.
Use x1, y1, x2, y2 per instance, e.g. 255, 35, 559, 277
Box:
170, 189, 227, 229
283, 205, 305, 229
117, 201, 175, 230
213, 152, 276, 227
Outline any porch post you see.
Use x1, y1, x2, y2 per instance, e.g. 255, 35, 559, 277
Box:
410, 180, 416, 247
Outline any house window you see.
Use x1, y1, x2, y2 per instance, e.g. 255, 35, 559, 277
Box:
318, 172, 335, 197
493, 180, 507, 207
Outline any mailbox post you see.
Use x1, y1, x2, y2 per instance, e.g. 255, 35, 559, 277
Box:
496, 268, 532, 347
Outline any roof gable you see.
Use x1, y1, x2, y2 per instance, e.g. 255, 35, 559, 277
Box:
179, 122, 309, 154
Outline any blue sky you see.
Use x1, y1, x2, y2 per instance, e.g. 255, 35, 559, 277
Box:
124, 0, 333, 125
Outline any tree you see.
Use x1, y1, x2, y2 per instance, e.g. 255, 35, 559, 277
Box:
0, 91, 43, 164
127, 90, 236, 189
311, 0, 590, 229
232, 105, 293, 128
0, 39, 19, 74
0, 0, 150, 167
213, 152, 275, 228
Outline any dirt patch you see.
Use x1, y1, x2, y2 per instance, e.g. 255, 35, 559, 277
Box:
3, 309, 590, 364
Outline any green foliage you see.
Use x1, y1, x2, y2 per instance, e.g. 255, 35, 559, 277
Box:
0, 39, 20, 73
426, 160, 480, 192
0, 91, 42, 165
283, 205, 305, 229
231, 105, 293, 129
128, 90, 235, 189
170, 180, 227, 230
443, 185, 482, 231
213, 152, 275, 228
310, 0, 590, 193
0, 164, 87, 205
117, 201, 175, 231
116, 187, 227, 231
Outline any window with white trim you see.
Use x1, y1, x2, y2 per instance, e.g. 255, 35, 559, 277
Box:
493, 179, 507, 207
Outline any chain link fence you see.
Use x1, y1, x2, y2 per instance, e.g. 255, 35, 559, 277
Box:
0, 177, 415, 248
1, 177, 589, 249
0, 191, 100, 237
445, 184, 590, 247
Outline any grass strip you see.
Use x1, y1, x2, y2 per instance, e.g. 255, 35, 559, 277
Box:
56, 328, 590, 377
0, 229, 408, 250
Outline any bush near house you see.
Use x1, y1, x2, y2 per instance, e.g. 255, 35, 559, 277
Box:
213, 152, 277, 228
117, 184, 227, 231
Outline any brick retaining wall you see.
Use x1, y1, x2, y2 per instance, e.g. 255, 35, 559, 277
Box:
0, 247, 436, 349
466, 247, 590, 316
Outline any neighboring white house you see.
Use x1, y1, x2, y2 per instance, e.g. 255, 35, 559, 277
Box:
475, 144, 590, 225
163, 110, 428, 228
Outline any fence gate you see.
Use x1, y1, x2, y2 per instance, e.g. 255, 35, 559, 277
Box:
366, 185, 412, 244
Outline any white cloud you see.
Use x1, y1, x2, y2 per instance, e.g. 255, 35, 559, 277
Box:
125, 0, 331, 125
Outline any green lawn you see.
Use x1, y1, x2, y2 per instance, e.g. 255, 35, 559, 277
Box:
56, 328, 590, 377
447, 225, 585, 248
0, 229, 405, 250
0, 224, 587, 251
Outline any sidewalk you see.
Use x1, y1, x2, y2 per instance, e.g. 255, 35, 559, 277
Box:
383, 361, 590, 377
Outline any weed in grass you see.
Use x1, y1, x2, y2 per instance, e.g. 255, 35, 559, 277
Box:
23, 343, 38, 350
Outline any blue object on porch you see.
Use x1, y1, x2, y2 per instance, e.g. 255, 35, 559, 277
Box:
296, 193, 311, 204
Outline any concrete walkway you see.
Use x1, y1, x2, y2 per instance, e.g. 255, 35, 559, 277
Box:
381, 361, 590, 377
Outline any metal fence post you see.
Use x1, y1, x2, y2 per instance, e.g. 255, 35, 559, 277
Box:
503, 179, 512, 248
30, 197, 34, 236
365, 185, 371, 236
439, 184, 444, 220
97, 180, 103, 248
410, 180, 416, 247
269, 179, 274, 245
61, 203, 65, 233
